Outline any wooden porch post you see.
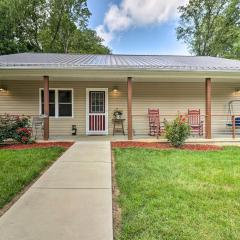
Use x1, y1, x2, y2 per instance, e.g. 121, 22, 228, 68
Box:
127, 77, 133, 140
205, 78, 212, 139
43, 75, 49, 140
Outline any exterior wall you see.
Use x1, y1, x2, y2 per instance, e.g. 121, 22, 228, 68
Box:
0, 80, 239, 137
212, 82, 240, 136
132, 82, 240, 136
132, 82, 205, 134
0, 80, 127, 136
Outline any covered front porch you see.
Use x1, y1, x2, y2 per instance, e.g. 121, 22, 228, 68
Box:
1, 68, 240, 141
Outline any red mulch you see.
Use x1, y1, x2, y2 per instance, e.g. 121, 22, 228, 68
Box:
0, 142, 74, 150
111, 141, 223, 151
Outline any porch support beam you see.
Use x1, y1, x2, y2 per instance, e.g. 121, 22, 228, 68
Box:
127, 77, 133, 140
205, 77, 212, 139
43, 75, 49, 140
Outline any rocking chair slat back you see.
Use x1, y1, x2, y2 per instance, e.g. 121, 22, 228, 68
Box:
188, 109, 203, 136
148, 108, 160, 136
188, 109, 201, 125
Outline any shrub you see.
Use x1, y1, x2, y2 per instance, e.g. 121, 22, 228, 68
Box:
14, 127, 32, 144
165, 115, 190, 148
0, 130, 5, 143
0, 114, 32, 144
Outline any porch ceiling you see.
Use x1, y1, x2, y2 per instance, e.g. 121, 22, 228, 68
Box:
0, 68, 240, 82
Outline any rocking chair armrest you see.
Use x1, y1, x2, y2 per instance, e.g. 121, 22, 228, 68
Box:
160, 122, 165, 127
160, 123, 165, 130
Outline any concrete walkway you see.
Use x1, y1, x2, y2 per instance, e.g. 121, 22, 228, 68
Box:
0, 141, 113, 240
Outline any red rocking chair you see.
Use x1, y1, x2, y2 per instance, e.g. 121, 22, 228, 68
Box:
148, 108, 162, 137
188, 109, 203, 136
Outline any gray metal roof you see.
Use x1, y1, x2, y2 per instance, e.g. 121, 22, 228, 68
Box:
0, 53, 240, 72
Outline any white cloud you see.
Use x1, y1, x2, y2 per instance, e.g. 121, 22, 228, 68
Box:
96, 25, 114, 45
104, 5, 132, 32
97, 0, 189, 45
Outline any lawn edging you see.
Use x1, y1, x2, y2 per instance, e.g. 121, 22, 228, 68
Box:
111, 141, 223, 151
0, 141, 74, 150
111, 149, 122, 239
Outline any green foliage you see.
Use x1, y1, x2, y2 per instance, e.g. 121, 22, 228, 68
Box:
0, 114, 32, 144
114, 147, 240, 240
0, 147, 65, 208
0, 0, 111, 54
177, 0, 240, 59
13, 128, 32, 144
70, 29, 111, 54
165, 115, 190, 147
0, 0, 21, 54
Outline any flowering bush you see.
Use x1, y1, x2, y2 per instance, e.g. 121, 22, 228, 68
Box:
0, 114, 32, 144
165, 115, 190, 148
14, 127, 32, 144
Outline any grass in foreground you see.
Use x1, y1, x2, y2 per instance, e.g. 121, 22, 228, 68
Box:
0, 147, 65, 209
114, 147, 240, 240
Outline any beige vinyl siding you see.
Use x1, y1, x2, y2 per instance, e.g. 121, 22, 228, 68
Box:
0, 80, 239, 137
132, 82, 205, 135
212, 82, 240, 136
132, 82, 240, 136
0, 80, 127, 136
0, 81, 40, 115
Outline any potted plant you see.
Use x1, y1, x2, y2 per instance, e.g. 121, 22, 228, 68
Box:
113, 109, 123, 119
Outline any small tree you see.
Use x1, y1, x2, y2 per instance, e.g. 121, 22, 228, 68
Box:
165, 115, 190, 148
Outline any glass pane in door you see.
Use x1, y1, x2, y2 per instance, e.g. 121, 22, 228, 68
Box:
89, 91, 105, 113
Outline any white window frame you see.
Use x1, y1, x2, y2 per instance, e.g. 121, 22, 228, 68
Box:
39, 88, 74, 118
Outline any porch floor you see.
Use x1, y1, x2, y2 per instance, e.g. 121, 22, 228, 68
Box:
39, 134, 240, 145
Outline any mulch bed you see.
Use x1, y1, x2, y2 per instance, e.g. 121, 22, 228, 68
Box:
111, 141, 223, 151
0, 142, 74, 150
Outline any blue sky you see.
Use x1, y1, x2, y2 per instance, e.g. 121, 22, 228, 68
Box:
87, 0, 190, 55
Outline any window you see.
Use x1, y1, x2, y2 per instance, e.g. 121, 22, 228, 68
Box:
40, 89, 73, 117
59, 90, 72, 117
41, 90, 55, 116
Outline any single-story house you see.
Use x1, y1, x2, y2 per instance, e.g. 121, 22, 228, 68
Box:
0, 53, 240, 140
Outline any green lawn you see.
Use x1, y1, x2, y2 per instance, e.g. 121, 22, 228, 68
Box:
0, 147, 65, 209
114, 147, 240, 240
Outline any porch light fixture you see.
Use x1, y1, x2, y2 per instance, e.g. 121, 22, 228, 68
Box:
0, 80, 7, 93
0, 85, 7, 93
233, 88, 240, 97
235, 88, 240, 94
112, 86, 119, 93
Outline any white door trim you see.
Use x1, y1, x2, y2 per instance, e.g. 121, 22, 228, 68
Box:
86, 88, 108, 135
